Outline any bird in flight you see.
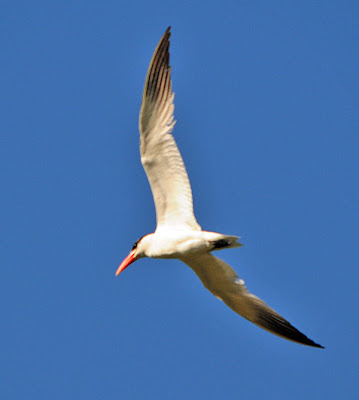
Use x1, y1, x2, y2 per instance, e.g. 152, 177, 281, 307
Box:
116, 27, 323, 348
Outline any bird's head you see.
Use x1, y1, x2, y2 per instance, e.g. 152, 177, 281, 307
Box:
115, 235, 150, 276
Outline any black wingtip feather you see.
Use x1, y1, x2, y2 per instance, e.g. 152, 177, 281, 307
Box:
145, 27, 172, 103
256, 308, 324, 348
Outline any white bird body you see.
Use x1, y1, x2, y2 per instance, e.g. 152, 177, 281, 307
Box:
116, 27, 323, 348
134, 230, 241, 259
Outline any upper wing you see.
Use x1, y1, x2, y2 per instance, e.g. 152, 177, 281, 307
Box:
181, 253, 323, 348
139, 27, 201, 231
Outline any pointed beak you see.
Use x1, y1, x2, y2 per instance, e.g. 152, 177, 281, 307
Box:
115, 251, 136, 276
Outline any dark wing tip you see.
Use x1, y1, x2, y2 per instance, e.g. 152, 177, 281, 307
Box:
160, 26, 171, 46
256, 307, 324, 348
143, 26, 173, 107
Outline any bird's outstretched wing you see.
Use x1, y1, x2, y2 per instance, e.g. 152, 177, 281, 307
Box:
181, 253, 323, 348
139, 27, 201, 231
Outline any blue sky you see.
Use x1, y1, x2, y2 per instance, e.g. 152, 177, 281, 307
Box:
1, 1, 358, 399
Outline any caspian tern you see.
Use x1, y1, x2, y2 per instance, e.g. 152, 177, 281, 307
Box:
116, 27, 323, 348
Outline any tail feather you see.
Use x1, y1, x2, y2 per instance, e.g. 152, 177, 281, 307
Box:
211, 235, 243, 251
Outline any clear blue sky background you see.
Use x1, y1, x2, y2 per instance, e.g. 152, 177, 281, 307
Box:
1, 1, 358, 399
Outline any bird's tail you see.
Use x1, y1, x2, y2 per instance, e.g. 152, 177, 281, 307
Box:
210, 234, 243, 250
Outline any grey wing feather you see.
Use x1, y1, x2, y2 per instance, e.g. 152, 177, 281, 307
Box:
181, 254, 323, 348
139, 27, 201, 231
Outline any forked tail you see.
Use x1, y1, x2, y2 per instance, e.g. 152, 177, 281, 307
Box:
210, 235, 243, 251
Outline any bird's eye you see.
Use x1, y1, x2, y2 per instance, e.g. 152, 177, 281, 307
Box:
132, 241, 138, 250
131, 236, 144, 250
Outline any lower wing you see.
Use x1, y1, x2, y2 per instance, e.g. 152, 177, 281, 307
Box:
180, 253, 323, 348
